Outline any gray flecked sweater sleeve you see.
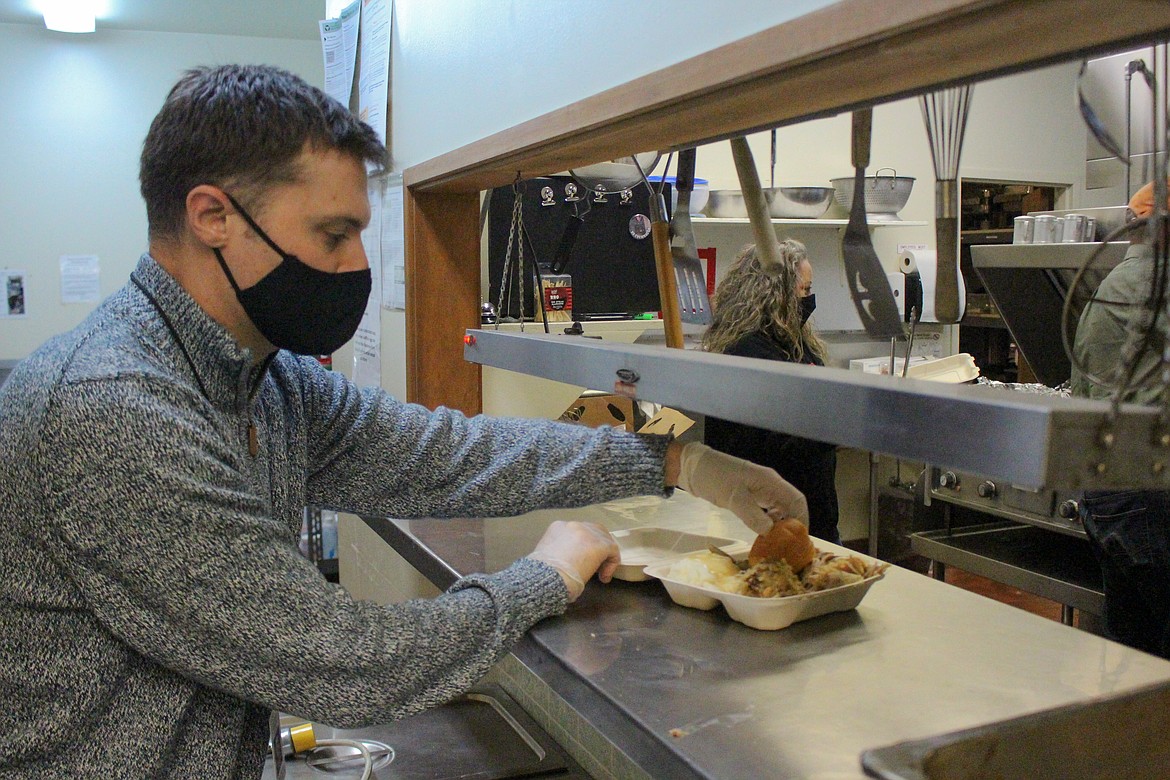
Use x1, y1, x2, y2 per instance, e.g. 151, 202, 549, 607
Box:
37, 362, 668, 729
292, 361, 672, 517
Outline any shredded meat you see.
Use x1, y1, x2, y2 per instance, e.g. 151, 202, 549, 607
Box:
734, 549, 889, 598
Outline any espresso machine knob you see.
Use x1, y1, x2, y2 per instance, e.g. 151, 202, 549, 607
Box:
938, 471, 960, 490
977, 480, 997, 498
1058, 499, 1080, 519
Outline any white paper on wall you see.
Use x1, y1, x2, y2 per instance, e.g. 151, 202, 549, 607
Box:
382, 178, 404, 310
319, 0, 360, 107
357, 0, 392, 147
353, 181, 384, 388
59, 255, 100, 304
351, 282, 382, 389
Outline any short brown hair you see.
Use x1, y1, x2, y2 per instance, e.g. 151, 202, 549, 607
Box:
140, 64, 387, 241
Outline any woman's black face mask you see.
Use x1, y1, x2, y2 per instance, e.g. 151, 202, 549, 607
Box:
213, 192, 371, 356
799, 293, 817, 325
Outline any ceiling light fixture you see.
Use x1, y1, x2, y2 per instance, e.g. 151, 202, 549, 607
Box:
42, 0, 96, 34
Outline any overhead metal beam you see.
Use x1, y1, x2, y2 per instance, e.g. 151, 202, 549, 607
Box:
465, 329, 1167, 491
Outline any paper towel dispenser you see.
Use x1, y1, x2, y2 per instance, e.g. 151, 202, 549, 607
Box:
899, 248, 966, 323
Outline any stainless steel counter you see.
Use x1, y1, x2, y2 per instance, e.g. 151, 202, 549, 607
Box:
362, 492, 1170, 779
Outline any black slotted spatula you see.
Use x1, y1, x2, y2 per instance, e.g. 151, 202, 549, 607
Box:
841, 108, 903, 339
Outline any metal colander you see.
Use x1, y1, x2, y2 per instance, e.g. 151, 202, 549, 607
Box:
830, 168, 915, 218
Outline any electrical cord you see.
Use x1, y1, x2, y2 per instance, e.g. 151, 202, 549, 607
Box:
311, 738, 375, 780
274, 721, 382, 779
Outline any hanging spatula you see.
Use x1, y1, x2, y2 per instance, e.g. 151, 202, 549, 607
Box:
671, 148, 712, 325
840, 109, 903, 339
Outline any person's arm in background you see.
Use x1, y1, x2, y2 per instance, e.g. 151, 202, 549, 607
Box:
1071, 251, 1155, 401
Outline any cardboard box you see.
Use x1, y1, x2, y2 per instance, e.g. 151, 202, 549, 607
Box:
560, 394, 635, 430
559, 394, 695, 436
638, 406, 695, 437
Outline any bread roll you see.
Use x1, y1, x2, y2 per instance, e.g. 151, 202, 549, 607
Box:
748, 518, 816, 571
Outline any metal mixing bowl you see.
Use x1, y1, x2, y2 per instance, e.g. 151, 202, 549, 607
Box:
706, 189, 747, 218
765, 186, 835, 218
706, 186, 835, 219
829, 170, 915, 219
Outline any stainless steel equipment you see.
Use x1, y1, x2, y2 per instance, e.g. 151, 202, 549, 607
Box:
862, 680, 1170, 780
915, 462, 1105, 625
928, 465, 1084, 538
840, 109, 905, 339
969, 240, 1127, 385
920, 84, 974, 324
765, 186, 835, 218
706, 186, 835, 218
909, 241, 1134, 625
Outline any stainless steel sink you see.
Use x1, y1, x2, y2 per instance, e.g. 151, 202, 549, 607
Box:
262, 684, 582, 779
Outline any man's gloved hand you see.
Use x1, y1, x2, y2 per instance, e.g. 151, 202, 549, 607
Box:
527, 520, 621, 602
676, 442, 809, 534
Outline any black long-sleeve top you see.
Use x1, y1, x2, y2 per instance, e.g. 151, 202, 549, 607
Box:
704, 331, 840, 544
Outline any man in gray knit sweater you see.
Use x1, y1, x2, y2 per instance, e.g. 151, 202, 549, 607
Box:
0, 65, 806, 778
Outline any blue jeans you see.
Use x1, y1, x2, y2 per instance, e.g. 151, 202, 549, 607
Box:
1080, 489, 1170, 659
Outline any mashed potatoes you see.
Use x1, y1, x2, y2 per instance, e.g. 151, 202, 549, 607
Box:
668, 551, 745, 593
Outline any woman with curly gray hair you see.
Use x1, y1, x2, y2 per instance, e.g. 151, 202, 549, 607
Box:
702, 239, 841, 544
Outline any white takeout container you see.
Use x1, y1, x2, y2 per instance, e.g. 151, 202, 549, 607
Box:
905, 353, 980, 383
610, 526, 749, 582
642, 550, 886, 630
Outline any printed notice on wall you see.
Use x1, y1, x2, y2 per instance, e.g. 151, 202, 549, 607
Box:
59, 255, 100, 304
320, 0, 360, 107
382, 178, 404, 310
3, 269, 28, 318
353, 181, 383, 389
351, 275, 382, 388
357, 0, 392, 147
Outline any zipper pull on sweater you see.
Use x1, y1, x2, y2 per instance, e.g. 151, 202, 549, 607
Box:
248, 422, 258, 457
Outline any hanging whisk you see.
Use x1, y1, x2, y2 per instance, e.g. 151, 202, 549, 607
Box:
920, 85, 974, 323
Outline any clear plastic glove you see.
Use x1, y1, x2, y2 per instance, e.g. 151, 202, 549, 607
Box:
527, 520, 621, 602
677, 442, 809, 534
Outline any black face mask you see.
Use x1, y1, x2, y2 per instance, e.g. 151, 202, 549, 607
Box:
213, 192, 371, 356
799, 293, 816, 325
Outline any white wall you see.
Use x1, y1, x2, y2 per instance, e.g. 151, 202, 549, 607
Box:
0, 23, 321, 362
389, 0, 835, 169
380, 5, 1089, 398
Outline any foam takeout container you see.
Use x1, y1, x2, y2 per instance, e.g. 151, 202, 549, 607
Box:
610, 526, 749, 582
642, 549, 886, 630
905, 353, 980, 383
